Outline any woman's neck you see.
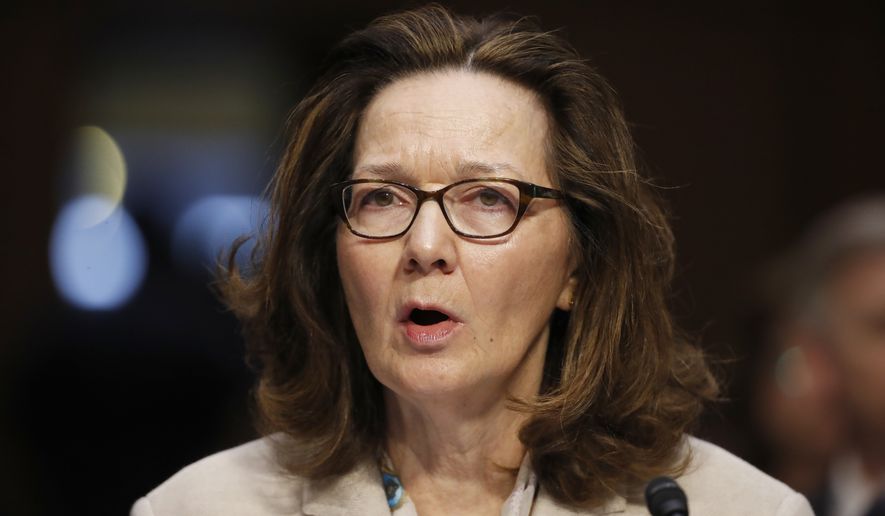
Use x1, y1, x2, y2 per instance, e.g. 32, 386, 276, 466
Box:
383, 385, 536, 515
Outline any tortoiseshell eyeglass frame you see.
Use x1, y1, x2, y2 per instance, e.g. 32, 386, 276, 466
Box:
330, 177, 564, 239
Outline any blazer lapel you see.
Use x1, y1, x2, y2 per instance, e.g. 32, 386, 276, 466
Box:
301, 457, 391, 516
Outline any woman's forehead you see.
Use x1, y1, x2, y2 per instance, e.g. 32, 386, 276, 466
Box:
351, 160, 529, 183
353, 69, 551, 185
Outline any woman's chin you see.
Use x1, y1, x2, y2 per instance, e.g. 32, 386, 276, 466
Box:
381, 361, 487, 403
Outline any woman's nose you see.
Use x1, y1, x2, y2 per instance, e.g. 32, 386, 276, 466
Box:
402, 200, 457, 275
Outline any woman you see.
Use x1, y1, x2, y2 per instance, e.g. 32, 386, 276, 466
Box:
132, 5, 812, 515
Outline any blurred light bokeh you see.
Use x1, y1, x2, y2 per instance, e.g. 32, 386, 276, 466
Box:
172, 194, 268, 274
64, 126, 127, 214
50, 195, 148, 310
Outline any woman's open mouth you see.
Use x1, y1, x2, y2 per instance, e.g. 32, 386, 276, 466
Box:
400, 307, 461, 348
409, 308, 450, 326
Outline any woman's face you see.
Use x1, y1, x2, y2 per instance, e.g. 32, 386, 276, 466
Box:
336, 70, 576, 405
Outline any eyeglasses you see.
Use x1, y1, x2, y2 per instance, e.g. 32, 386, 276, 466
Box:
330, 177, 564, 239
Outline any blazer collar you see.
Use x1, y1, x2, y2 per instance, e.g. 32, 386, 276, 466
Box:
300, 454, 627, 516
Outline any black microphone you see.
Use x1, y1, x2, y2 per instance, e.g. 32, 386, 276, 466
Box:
645, 476, 688, 516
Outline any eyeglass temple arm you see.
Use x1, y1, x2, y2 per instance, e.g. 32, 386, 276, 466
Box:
531, 184, 564, 199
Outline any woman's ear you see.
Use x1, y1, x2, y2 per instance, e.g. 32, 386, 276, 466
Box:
556, 275, 578, 311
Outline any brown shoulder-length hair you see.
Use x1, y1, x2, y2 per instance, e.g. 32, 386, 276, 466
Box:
219, 3, 717, 508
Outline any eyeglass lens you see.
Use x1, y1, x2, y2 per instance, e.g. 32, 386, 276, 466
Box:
342, 180, 521, 238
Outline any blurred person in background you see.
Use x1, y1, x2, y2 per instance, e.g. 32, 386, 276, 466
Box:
753, 196, 885, 516
750, 308, 845, 497
131, 5, 812, 515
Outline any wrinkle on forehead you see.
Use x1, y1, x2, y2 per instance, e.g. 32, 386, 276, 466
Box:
378, 109, 515, 142
353, 69, 551, 185
354, 160, 528, 183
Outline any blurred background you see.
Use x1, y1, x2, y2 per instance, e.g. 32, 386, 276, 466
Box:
2, 1, 883, 514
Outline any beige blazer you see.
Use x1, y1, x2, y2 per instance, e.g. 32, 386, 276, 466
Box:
131, 436, 812, 515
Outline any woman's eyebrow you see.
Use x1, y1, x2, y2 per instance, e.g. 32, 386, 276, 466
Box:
352, 160, 526, 182
352, 162, 409, 181
457, 160, 525, 181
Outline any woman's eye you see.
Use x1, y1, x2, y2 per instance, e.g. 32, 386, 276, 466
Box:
479, 190, 503, 206
365, 189, 396, 207
470, 187, 515, 209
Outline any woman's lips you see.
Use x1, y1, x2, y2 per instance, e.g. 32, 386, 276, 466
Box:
396, 302, 463, 350
401, 318, 462, 349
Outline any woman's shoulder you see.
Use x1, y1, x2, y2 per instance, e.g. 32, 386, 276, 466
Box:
536, 436, 813, 516
131, 436, 306, 516
671, 435, 813, 515
131, 435, 392, 516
